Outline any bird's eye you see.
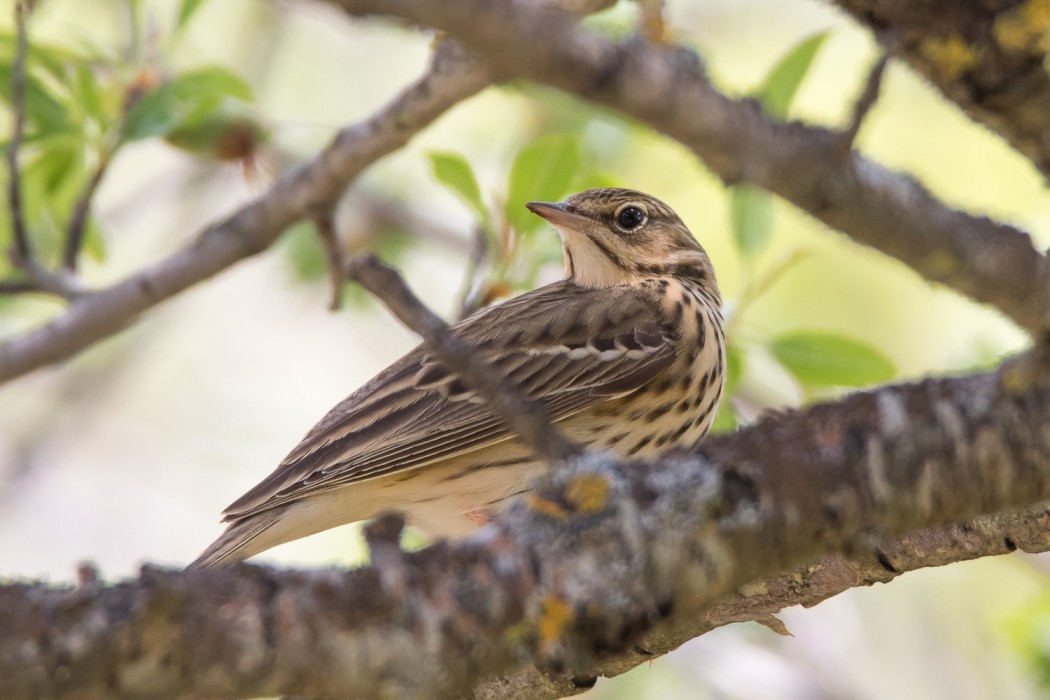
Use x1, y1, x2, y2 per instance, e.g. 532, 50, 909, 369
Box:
616, 205, 646, 230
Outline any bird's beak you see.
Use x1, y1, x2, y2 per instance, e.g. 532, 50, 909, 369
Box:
525, 201, 589, 230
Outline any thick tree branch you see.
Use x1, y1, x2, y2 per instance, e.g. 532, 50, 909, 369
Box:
4, 364, 1050, 698
331, 0, 1050, 336
493, 500, 1050, 700
0, 40, 490, 384
347, 253, 579, 462
832, 0, 1050, 180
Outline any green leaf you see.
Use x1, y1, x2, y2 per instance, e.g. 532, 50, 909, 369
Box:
428, 152, 487, 221
82, 217, 107, 263
0, 63, 70, 136
22, 134, 84, 197
709, 402, 738, 434
756, 31, 830, 119
572, 170, 620, 191
165, 108, 268, 161
282, 221, 327, 282
169, 66, 253, 105
122, 66, 254, 143
770, 331, 895, 387
72, 64, 105, 124
122, 83, 182, 141
177, 0, 210, 30
729, 184, 773, 256
724, 343, 743, 396
729, 33, 827, 258
506, 133, 580, 235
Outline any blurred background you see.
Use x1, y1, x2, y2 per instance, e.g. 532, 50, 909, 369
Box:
1, 0, 1049, 697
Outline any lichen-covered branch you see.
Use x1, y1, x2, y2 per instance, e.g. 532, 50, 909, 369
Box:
832, 0, 1050, 180
489, 500, 1050, 700
4, 365, 1050, 699
331, 0, 1050, 335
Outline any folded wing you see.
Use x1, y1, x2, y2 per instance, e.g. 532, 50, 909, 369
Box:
222, 281, 677, 521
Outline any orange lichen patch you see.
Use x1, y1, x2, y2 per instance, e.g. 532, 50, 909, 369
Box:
919, 35, 978, 81
528, 495, 568, 519
924, 249, 959, 279
565, 474, 610, 514
538, 595, 574, 647
999, 360, 1032, 396
994, 0, 1050, 54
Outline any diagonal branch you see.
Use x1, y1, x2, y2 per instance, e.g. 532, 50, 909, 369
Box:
0, 0, 617, 385
347, 252, 579, 463
4, 362, 1050, 698
0, 39, 490, 384
330, 0, 1050, 337
62, 150, 112, 272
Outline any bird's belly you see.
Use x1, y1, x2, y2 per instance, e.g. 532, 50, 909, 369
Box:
563, 354, 724, 460
371, 440, 544, 537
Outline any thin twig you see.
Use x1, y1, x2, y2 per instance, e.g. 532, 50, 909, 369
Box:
0, 280, 33, 294
6, 0, 32, 266
638, 0, 666, 43
0, 263, 85, 300
835, 52, 890, 159
456, 224, 489, 320
314, 214, 346, 311
356, 193, 471, 253
63, 152, 113, 272
346, 252, 580, 463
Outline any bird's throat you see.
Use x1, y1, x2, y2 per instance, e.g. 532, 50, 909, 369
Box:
559, 230, 633, 288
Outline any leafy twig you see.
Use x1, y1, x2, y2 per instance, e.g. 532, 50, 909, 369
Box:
63, 151, 114, 272
0, 39, 491, 383
6, 0, 32, 266
835, 52, 890, 158
456, 224, 489, 320
314, 213, 346, 311
0, 280, 33, 294
0, 262, 85, 300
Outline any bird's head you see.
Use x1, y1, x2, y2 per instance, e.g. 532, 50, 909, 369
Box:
526, 188, 717, 293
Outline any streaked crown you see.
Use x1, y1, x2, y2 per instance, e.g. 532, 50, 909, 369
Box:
527, 188, 717, 293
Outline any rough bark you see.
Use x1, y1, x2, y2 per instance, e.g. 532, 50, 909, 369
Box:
4, 2, 1050, 697
4, 365, 1050, 699
331, 0, 1050, 336
832, 0, 1050, 179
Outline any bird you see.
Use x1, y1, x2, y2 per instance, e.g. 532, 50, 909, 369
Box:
191, 188, 726, 568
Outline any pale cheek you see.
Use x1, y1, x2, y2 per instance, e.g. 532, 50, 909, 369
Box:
552, 225, 628, 288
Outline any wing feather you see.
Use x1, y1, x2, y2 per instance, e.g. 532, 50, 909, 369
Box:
223, 282, 676, 520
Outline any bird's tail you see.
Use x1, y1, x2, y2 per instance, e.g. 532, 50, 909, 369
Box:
187, 510, 284, 569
